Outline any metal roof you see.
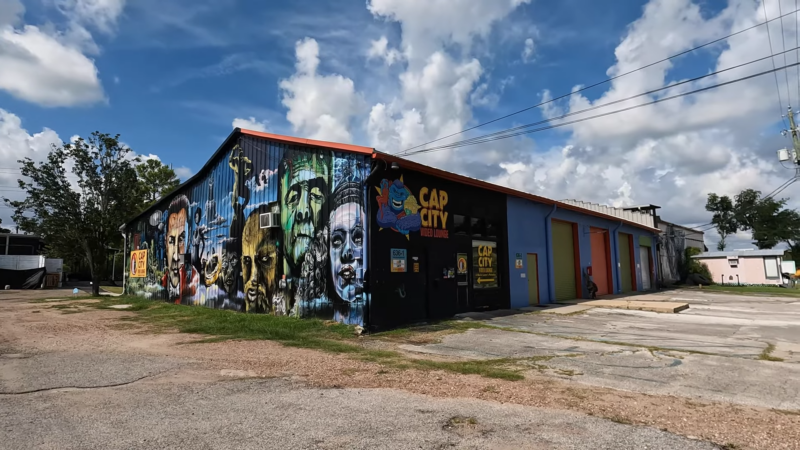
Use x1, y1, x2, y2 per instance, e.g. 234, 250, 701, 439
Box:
121, 130, 661, 234
693, 250, 786, 258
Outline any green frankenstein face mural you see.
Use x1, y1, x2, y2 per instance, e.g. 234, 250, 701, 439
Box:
124, 138, 370, 326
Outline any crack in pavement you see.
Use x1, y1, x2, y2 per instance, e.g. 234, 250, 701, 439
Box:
0, 374, 155, 395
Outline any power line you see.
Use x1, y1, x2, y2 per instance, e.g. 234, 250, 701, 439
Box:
763, 0, 792, 129
399, 60, 800, 156
398, 49, 800, 156
398, 6, 800, 155
796, 0, 800, 101
779, 0, 794, 107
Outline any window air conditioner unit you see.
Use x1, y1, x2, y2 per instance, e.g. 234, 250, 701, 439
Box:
259, 212, 279, 229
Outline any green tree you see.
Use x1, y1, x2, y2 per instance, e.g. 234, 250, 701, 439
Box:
705, 193, 738, 251
4, 132, 141, 296
135, 158, 180, 204
0, 218, 10, 234
732, 189, 800, 251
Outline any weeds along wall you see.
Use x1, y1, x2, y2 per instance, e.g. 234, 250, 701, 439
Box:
124, 134, 372, 326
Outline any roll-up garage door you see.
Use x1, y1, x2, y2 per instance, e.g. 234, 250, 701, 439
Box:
590, 228, 610, 296
552, 221, 577, 301
619, 233, 633, 292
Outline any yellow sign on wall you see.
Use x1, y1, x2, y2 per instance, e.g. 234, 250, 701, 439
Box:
130, 250, 148, 278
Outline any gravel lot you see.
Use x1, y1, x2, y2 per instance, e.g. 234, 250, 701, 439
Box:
1, 289, 798, 449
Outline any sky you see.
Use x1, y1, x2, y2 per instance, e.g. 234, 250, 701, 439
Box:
1, 0, 800, 249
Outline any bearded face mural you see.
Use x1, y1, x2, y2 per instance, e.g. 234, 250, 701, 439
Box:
241, 207, 279, 313
329, 182, 365, 303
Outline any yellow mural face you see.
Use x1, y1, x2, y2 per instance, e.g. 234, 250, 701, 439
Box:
241, 213, 278, 312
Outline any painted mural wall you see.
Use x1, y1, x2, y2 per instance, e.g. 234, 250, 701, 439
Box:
124, 136, 371, 326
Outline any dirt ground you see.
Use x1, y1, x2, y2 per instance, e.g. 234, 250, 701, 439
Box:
1, 289, 799, 449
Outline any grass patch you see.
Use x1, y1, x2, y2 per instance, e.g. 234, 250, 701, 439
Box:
413, 358, 525, 381
607, 416, 633, 425
101, 286, 123, 294
758, 343, 785, 362
555, 369, 581, 376
447, 416, 478, 426
83, 296, 529, 382
373, 320, 500, 341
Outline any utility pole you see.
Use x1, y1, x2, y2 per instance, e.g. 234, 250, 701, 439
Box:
788, 107, 800, 167
779, 106, 800, 180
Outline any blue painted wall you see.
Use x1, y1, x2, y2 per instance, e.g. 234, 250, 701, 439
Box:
506, 196, 658, 308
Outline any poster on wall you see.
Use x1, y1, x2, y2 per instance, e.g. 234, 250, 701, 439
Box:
515, 259, 523, 269
391, 249, 407, 273
130, 250, 148, 278
473, 241, 498, 289
457, 253, 468, 275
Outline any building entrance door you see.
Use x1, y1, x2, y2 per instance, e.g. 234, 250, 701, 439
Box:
639, 246, 652, 290
526, 253, 539, 306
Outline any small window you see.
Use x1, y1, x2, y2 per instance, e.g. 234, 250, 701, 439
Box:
764, 257, 780, 279
453, 215, 469, 236
728, 258, 738, 267
471, 217, 486, 238
486, 219, 498, 239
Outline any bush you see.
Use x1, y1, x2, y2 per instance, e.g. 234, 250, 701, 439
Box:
681, 247, 713, 284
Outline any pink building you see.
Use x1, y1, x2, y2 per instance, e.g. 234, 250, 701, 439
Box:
693, 250, 786, 285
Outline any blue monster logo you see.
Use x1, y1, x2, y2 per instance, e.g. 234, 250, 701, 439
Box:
376, 177, 422, 239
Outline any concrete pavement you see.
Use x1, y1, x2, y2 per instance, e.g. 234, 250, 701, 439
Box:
403, 290, 800, 410
0, 374, 716, 450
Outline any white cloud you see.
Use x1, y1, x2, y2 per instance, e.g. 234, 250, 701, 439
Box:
364, 0, 528, 161
476, 0, 797, 250
279, 38, 363, 142
368, 0, 530, 66
0, 108, 63, 227
0, 0, 24, 27
232, 117, 269, 133
522, 37, 534, 62
0, 0, 125, 107
367, 36, 402, 65
56, 0, 126, 35
173, 166, 193, 180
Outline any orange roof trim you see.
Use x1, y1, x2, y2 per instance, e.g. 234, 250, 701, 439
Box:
376, 152, 660, 233
239, 129, 374, 155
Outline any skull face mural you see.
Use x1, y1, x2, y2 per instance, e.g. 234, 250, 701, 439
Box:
329, 181, 365, 303
125, 136, 369, 327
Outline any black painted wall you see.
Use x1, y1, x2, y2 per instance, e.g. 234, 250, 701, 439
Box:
367, 163, 509, 330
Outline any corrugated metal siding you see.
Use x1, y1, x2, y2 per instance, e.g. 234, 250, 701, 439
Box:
619, 233, 633, 292
552, 221, 577, 301
559, 199, 656, 229
124, 135, 371, 326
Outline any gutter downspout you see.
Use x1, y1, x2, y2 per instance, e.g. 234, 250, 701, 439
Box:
119, 224, 127, 295
545, 204, 557, 304
612, 221, 624, 293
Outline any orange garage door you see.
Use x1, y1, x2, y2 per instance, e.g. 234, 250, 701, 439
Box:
590, 228, 610, 296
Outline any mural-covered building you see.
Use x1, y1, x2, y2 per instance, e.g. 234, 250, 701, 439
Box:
122, 129, 660, 330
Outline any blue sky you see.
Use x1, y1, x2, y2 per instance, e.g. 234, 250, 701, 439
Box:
1, 0, 798, 248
